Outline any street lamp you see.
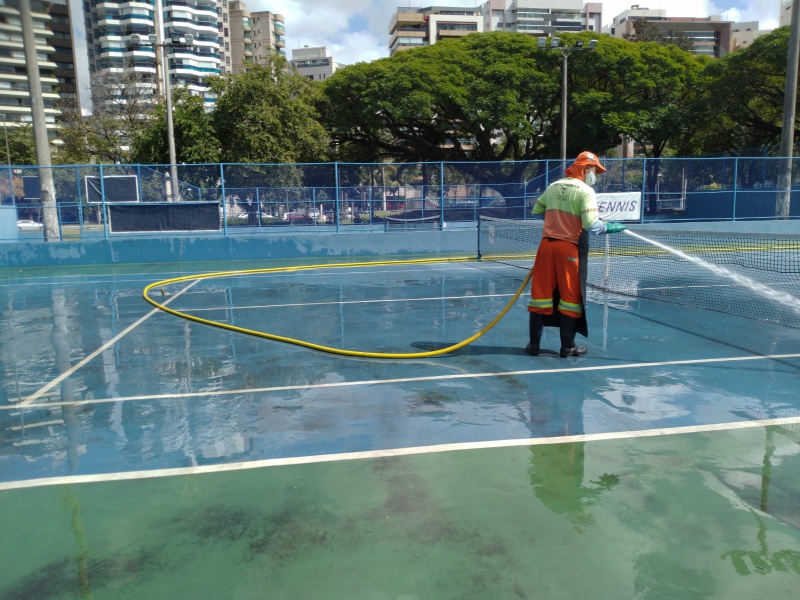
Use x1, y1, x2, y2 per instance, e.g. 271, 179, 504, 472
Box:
130, 32, 194, 201
541, 38, 598, 163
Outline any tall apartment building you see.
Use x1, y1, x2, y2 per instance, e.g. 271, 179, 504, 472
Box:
250, 10, 285, 63
162, 0, 220, 105
605, 6, 732, 57
228, 0, 251, 73
780, 0, 792, 27
291, 46, 338, 81
389, 6, 484, 55
389, 2, 601, 56
217, 0, 231, 73
48, 0, 77, 103
84, 0, 157, 103
504, 0, 586, 35
84, 0, 220, 110
0, 0, 61, 137
730, 21, 770, 51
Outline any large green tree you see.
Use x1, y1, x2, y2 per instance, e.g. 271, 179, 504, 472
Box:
0, 124, 37, 165
678, 27, 795, 155
322, 32, 563, 163
55, 67, 154, 164
209, 53, 330, 163
322, 32, 705, 165
596, 40, 709, 159
130, 87, 220, 165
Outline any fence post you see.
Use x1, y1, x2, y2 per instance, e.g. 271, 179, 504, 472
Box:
99, 163, 109, 240
137, 164, 143, 203
334, 162, 340, 234
76, 165, 84, 232
640, 158, 647, 224
732, 156, 738, 221
523, 175, 527, 221
220, 163, 227, 236
256, 185, 261, 227
439, 161, 445, 229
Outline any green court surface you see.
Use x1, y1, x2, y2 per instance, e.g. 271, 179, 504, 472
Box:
2, 425, 798, 600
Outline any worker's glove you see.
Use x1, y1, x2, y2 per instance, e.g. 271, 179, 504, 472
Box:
603, 222, 627, 234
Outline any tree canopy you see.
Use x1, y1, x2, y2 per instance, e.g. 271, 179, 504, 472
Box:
59, 30, 800, 166
322, 32, 708, 162
209, 54, 330, 163
130, 87, 219, 165
0, 124, 36, 165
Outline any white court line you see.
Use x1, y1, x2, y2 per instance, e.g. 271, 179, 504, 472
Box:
5, 353, 800, 411
2, 415, 799, 492
15, 280, 200, 408
186, 292, 516, 312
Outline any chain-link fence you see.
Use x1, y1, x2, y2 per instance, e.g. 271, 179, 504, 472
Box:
3, 157, 798, 241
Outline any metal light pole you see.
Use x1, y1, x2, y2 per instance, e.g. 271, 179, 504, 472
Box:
21, 0, 58, 238
540, 37, 598, 164
776, 0, 800, 217
160, 40, 180, 202
132, 31, 193, 202
560, 48, 568, 162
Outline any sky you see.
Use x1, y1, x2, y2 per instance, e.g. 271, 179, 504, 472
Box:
69, 0, 782, 109
251, 0, 782, 65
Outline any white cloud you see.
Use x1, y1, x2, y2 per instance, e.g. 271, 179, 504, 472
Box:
248, 0, 781, 65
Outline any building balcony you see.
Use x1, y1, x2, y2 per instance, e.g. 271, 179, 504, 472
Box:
389, 11, 425, 34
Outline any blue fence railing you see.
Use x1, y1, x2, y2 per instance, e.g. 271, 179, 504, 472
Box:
3, 157, 799, 240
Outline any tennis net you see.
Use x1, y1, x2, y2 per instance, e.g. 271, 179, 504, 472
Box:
478, 216, 800, 328
384, 215, 442, 232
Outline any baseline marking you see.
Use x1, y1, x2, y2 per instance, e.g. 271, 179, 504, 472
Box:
5, 353, 800, 411
16, 280, 200, 408
2, 416, 799, 491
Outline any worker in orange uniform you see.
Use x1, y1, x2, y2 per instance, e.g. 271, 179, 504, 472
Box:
527, 151, 627, 358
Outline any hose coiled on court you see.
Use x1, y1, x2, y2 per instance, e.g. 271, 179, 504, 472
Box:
143, 258, 532, 359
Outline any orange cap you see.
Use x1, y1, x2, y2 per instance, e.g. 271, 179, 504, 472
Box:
571, 151, 606, 173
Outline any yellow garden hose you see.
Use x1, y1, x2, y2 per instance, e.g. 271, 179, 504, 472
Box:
143, 258, 533, 359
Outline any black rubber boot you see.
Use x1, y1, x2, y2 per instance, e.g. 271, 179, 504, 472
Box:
559, 316, 588, 358
526, 312, 544, 356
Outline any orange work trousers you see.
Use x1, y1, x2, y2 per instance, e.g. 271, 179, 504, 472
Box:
528, 238, 583, 318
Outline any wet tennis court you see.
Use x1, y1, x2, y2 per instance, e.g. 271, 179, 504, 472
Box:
1, 236, 800, 598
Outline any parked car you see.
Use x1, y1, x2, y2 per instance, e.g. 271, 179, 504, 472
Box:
17, 220, 43, 232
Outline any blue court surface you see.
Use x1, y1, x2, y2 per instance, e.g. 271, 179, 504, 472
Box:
1, 256, 799, 599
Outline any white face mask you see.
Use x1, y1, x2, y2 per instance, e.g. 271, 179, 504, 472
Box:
585, 170, 597, 187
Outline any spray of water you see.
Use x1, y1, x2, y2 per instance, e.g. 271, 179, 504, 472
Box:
622, 229, 800, 315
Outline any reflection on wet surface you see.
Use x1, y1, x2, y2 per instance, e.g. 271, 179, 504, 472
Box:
1, 261, 799, 597
1, 427, 798, 599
